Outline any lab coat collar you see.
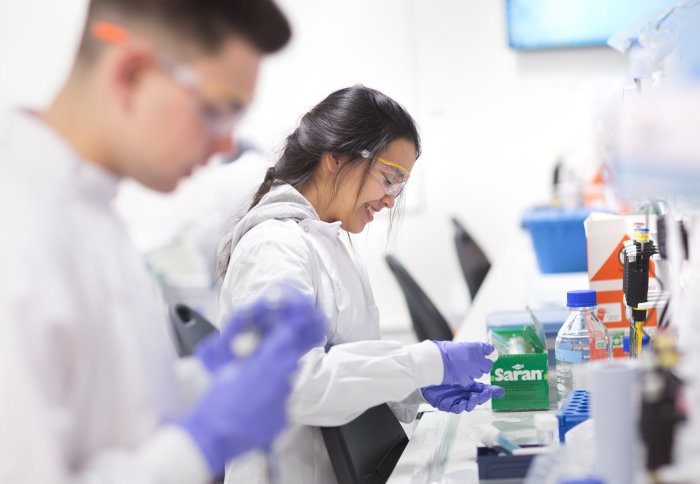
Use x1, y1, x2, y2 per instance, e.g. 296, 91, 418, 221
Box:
222, 183, 345, 254
299, 219, 342, 239
7, 110, 121, 204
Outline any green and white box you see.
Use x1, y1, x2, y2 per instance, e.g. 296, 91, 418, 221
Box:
490, 328, 549, 411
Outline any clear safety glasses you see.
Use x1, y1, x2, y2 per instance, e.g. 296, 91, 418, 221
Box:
90, 21, 250, 138
361, 150, 410, 197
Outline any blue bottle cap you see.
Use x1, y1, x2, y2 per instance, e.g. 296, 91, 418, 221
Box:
567, 290, 597, 308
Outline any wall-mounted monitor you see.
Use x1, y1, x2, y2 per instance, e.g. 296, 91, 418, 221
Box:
506, 0, 680, 50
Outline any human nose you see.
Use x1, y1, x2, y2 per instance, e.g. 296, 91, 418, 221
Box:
382, 192, 396, 209
211, 131, 235, 156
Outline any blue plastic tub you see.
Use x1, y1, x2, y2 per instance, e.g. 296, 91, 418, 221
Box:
521, 208, 592, 274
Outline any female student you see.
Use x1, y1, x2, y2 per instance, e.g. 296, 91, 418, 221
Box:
217, 85, 504, 483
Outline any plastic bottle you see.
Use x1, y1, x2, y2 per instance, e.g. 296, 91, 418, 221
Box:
555, 290, 612, 402
534, 413, 560, 448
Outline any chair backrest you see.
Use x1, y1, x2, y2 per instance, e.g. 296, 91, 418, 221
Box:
322, 403, 408, 484
169, 303, 219, 357
451, 217, 491, 301
384, 254, 453, 342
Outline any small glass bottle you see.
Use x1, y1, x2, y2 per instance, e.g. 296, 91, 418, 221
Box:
555, 290, 612, 402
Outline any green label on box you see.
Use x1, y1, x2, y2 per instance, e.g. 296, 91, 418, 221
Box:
490, 328, 549, 411
492, 363, 546, 382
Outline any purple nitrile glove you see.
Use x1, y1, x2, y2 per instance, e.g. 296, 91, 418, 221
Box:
175, 297, 322, 476
177, 283, 326, 475
421, 382, 505, 413
432, 340, 495, 385
195, 282, 326, 373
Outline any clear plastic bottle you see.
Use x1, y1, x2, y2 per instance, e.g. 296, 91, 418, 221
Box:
555, 290, 612, 402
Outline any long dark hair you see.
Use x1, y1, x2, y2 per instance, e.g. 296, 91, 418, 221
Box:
249, 84, 421, 209
218, 85, 420, 278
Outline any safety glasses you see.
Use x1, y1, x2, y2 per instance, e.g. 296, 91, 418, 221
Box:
362, 150, 410, 197
90, 21, 250, 137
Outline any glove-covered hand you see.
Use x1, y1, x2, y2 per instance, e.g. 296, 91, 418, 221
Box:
177, 284, 326, 475
421, 382, 505, 413
195, 282, 326, 373
432, 340, 495, 385
175, 298, 323, 476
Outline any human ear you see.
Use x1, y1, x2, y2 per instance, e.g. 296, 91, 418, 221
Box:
322, 152, 342, 174
108, 44, 156, 110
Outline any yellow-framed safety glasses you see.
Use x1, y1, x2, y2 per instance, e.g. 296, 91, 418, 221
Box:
90, 21, 251, 137
361, 149, 410, 197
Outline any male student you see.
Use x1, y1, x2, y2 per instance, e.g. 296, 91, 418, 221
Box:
0, 1, 324, 482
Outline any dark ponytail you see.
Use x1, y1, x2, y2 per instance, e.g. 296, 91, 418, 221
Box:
249, 166, 278, 210
247, 84, 421, 210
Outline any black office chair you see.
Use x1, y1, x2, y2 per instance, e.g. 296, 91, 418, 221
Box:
450, 217, 491, 301
322, 404, 408, 484
384, 254, 453, 342
169, 303, 219, 357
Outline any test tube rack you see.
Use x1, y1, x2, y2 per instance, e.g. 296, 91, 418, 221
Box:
556, 390, 590, 442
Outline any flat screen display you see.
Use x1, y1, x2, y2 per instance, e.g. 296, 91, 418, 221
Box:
506, 0, 680, 50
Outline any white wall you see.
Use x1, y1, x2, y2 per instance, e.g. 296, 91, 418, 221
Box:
373, 1, 628, 333
0, 0, 88, 116
0, 0, 629, 336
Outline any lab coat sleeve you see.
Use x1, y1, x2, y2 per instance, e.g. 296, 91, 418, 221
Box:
221, 223, 445, 427
387, 389, 428, 423
288, 339, 443, 426
0, 266, 211, 484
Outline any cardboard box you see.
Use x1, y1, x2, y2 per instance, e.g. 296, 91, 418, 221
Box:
490, 328, 549, 411
584, 213, 658, 357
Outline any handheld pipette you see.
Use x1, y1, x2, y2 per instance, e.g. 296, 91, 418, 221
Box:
622, 224, 657, 358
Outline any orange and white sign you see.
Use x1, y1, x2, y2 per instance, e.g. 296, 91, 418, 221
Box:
585, 213, 657, 357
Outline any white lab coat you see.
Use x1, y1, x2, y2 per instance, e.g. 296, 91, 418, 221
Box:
218, 184, 444, 484
0, 112, 211, 484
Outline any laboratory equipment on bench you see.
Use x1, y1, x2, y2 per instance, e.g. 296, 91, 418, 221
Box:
478, 424, 522, 455
591, 360, 642, 484
555, 290, 612, 402
622, 224, 658, 358
555, 390, 590, 442
489, 325, 550, 411
534, 413, 560, 448
526, 305, 547, 352
640, 331, 685, 480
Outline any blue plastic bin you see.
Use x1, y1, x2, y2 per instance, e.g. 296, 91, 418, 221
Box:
521, 208, 592, 274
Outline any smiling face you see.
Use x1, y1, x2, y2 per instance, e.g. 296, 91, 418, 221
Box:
325, 138, 417, 233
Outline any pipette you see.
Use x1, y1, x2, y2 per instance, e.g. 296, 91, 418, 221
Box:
622, 224, 657, 358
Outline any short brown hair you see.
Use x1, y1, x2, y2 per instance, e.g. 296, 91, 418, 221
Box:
77, 0, 291, 60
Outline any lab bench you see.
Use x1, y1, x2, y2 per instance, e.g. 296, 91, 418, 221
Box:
388, 232, 589, 483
